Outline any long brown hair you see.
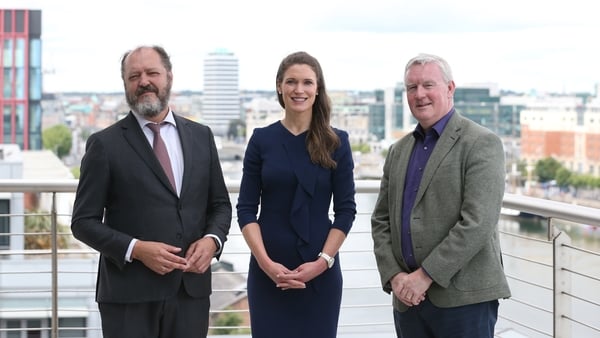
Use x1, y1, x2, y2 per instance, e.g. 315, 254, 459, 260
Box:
276, 51, 340, 169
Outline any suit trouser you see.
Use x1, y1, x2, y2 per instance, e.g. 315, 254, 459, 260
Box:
393, 298, 499, 338
98, 282, 210, 338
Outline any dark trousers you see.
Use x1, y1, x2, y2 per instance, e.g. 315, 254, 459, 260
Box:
98, 283, 210, 338
394, 298, 499, 338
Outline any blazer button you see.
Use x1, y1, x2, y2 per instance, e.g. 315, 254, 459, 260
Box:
176, 233, 182, 239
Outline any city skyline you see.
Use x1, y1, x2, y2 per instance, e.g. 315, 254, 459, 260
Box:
5, 0, 600, 95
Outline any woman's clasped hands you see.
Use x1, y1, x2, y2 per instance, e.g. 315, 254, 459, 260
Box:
260, 258, 328, 290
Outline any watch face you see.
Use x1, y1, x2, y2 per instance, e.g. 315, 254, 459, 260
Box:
319, 252, 334, 268
319, 252, 335, 269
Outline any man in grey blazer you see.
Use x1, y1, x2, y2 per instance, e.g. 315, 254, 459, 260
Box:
71, 45, 232, 338
371, 53, 511, 338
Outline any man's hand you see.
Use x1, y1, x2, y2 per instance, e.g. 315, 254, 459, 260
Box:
391, 268, 432, 306
183, 237, 217, 274
132, 240, 187, 275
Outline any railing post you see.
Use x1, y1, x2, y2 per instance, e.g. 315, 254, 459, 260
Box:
553, 226, 572, 338
51, 192, 58, 338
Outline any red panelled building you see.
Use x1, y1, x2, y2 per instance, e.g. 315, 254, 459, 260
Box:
0, 9, 42, 150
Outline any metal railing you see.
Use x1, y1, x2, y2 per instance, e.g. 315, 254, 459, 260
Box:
0, 179, 599, 338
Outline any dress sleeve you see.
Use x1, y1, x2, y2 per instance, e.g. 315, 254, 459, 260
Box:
236, 129, 262, 229
331, 130, 356, 234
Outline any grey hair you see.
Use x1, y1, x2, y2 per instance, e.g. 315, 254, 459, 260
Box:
120, 45, 172, 80
404, 53, 453, 84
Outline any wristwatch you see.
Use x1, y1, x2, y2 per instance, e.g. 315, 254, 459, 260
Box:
318, 252, 335, 269
210, 237, 221, 257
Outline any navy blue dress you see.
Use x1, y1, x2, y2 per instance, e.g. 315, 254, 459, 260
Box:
237, 121, 356, 338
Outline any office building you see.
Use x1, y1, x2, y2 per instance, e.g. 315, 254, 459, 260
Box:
520, 94, 600, 176
454, 84, 522, 138
369, 84, 408, 141
0, 9, 42, 150
202, 49, 240, 136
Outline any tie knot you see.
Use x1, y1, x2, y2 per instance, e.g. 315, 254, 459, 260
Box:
147, 122, 166, 135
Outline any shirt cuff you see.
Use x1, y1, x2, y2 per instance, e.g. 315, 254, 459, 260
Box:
125, 238, 138, 263
204, 234, 222, 256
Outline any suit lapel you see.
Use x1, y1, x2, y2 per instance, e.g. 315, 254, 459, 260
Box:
414, 113, 462, 205
121, 112, 178, 195
393, 136, 414, 195
174, 114, 193, 198
392, 136, 415, 228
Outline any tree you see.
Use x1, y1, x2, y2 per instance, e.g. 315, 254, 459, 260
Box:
534, 157, 563, 183
43, 124, 72, 158
227, 119, 246, 141
555, 167, 571, 188
569, 174, 588, 198
516, 160, 529, 178
351, 143, 371, 154
24, 211, 70, 250
209, 311, 250, 335
71, 166, 80, 179
593, 176, 600, 189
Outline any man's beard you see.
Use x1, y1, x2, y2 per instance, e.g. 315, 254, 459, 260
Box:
126, 83, 171, 118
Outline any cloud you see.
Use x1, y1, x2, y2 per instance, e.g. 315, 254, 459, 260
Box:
311, 0, 594, 33
5, 0, 600, 94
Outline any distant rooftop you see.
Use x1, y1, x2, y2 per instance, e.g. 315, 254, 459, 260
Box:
0, 144, 22, 162
209, 48, 235, 56
22, 150, 74, 179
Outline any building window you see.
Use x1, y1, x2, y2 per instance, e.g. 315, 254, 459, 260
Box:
29, 39, 42, 67
3, 68, 13, 98
3, 11, 12, 33
29, 67, 42, 101
15, 11, 25, 33
28, 11, 42, 37
58, 318, 87, 337
25, 319, 42, 338
4, 319, 21, 338
16, 103, 24, 136
0, 318, 87, 338
3, 104, 12, 137
3, 39, 13, 67
14, 38, 25, 68
15, 68, 25, 99
29, 104, 41, 134
29, 39, 42, 100
0, 199, 9, 248
1, 319, 41, 338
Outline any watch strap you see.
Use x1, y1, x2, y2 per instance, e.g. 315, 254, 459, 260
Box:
318, 252, 334, 268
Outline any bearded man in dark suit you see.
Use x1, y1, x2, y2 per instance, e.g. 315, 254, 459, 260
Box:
71, 45, 232, 338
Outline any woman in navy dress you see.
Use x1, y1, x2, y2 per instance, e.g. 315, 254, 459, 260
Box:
236, 51, 356, 338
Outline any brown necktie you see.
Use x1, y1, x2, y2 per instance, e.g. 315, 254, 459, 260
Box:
147, 123, 176, 190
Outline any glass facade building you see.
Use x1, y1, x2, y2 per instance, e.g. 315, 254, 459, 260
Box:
369, 90, 386, 140
369, 86, 406, 141
0, 9, 42, 150
454, 87, 521, 138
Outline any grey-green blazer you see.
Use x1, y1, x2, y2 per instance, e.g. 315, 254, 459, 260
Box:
371, 112, 511, 311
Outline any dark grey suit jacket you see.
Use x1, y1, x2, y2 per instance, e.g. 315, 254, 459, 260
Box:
71, 112, 232, 303
372, 112, 511, 311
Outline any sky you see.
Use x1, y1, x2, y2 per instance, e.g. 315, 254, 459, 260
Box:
5, 0, 600, 94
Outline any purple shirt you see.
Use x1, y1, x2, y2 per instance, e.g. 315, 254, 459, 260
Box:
401, 109, 454, 270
